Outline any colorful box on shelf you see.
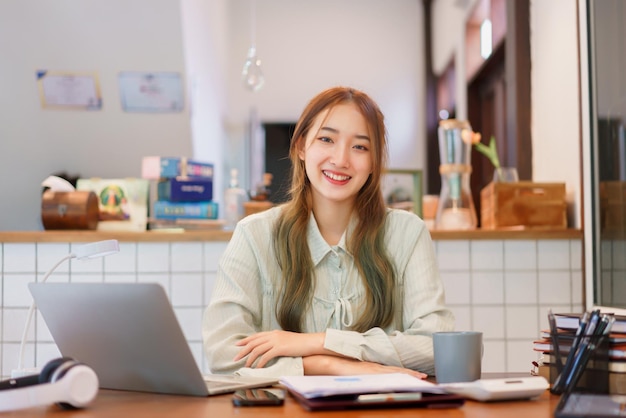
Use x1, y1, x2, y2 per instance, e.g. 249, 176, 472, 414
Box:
153, 200, 219, 220
157, 177, 213, 202
75, 178, 149, 231
141, 156, 214, 179
480, 181, 567, 230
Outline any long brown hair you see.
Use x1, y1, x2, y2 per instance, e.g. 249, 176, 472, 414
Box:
272, 87, 396, 333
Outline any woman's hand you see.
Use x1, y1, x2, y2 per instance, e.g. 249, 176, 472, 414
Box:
234, 330, 327, 368
303, 355, 427, 379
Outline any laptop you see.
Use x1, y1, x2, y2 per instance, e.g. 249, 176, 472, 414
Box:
28, 282, 277, 396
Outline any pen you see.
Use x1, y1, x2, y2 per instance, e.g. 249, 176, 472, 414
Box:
554, 312, 612, 395
594, 314, 614, 337
561, 312, 589, 373
561, 333, 604, 395
584, 309, 601, 337
552, 310, 594, 394
357, 393, 423, 402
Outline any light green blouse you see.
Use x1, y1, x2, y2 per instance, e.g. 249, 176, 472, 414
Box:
202, 206, 454, 377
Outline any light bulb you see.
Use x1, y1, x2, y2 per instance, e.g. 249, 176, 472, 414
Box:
242, 46, 265, 92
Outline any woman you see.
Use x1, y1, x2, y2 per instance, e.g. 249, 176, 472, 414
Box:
203, 86, 454, 378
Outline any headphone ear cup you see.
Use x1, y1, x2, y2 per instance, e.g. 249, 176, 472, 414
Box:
38, 357, 75, 384
37, 357, 98, 410
48, 359, 96, 410
54, 364, 99, 410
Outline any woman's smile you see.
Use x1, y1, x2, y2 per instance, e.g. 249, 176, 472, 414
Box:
323, 170, 352, 184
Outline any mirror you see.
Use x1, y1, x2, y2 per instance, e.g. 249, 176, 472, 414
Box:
585, 0, 626, 311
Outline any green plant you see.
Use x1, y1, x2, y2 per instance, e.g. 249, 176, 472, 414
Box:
473, 135, 500, 169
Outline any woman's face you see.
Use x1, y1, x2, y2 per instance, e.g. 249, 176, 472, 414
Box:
299, 103, 373, 208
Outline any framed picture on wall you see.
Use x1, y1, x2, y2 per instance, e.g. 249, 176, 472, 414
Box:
36, 70, 102, 110
118, 72, 184, 112
381, 169, 423, 217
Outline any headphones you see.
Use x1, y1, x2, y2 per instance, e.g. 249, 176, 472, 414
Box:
0, 357, 99, 412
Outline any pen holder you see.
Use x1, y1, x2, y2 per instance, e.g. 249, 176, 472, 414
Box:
549, 333, 609, 394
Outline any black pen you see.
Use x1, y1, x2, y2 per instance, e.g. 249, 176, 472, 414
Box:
562, 317, 611, 397
594, 314, 614, 337
584, 309, 601, 337
561, 338, 593, 395
554, 311, 608, 395
564, 311, 589, 364
552, 311, 593, 394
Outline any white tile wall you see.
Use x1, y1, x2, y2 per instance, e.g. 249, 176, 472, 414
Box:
0, 238, 584, 378
471, 241, 504, 270
0, 241, 227, 378
435, 238, 584, 373
4, 244, 36, 273
504, 240, 537, 270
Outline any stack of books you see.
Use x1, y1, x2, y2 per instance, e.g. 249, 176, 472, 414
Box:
533, 311, 626, 394
141, 156, 221, 229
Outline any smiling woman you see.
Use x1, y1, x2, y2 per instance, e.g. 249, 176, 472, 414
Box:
202, 86, 454, 379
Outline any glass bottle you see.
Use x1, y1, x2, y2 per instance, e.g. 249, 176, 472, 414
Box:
224, 169, 248, 230
435, 119, 477, 230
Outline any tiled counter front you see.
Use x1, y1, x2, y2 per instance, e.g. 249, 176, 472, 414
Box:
0, 233, 583, 378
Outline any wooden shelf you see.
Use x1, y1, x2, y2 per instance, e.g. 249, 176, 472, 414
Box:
0, 230, 233, 243
430, 228, 581, 240
0, 228, 582, 243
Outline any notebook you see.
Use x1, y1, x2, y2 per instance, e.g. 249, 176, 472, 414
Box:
28, 282, 277, 396
287, 390, 465, 411
280, 373, 465, 411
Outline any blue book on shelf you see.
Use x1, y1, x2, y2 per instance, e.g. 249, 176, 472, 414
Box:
153, 201, 219, 220
158, 178, 213, 202
142, 156, 214, 179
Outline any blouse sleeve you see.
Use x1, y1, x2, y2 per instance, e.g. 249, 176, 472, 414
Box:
323, 212, 455, 375
202, 217, 305, 377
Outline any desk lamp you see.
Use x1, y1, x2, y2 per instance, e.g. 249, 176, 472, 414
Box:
13, 239, 120, 378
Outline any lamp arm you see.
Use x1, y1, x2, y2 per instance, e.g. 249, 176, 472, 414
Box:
17, 253, 74, 371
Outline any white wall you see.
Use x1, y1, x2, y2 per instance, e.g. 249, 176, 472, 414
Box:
0, 0, 427, 231
431, 0, 583, 228
0, 0, 192, 230
223, 0, 426, 188
530, 0, 580, 228
180, 0, 229, 218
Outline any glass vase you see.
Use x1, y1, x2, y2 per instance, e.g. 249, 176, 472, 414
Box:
435, 119, 477, 230
493, 167, 519, 183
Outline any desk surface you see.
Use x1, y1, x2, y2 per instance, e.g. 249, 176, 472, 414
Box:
5, 388, 560, 417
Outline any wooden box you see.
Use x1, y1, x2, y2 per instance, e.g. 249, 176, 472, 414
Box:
599, 181, 626, 234
41, 190, 99, 230
480, 182, 567, 229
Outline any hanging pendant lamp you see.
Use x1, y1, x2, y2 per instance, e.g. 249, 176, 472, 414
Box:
242, 0, 264, 92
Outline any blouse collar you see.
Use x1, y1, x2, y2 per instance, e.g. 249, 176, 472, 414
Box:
307, 211, 357, 266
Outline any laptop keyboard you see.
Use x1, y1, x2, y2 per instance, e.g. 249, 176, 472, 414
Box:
206, 380, 238, 390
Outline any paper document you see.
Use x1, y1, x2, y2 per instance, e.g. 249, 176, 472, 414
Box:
279, 373, 445, 399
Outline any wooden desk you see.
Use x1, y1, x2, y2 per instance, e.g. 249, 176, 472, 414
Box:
3, 389, 560, 417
